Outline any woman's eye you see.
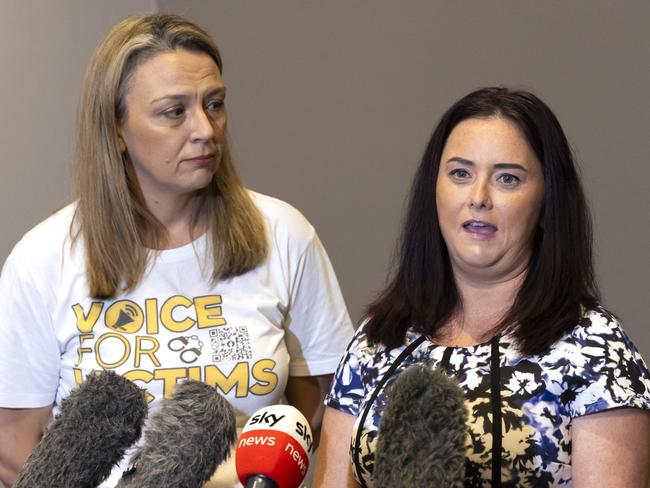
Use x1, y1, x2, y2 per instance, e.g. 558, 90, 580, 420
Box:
206, 99, 224, 112
163, 106, 185, 119
497, 173, 520, 185
450, 168, 471, 179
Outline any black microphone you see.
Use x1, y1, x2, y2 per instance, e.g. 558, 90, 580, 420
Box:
14, 370, 148, 488
116, 379, 237, 488
372, 364, 467, 488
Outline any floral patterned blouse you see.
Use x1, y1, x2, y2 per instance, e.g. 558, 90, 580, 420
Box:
325, 307, 650, 487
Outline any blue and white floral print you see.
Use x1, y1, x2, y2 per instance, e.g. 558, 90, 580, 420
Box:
325, 307, 650, 487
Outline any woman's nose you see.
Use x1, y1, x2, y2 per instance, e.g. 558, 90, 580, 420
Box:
190, 109, 216, 142
468, 178, 492, 210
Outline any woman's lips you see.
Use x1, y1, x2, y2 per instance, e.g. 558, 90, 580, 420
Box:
183, 154, 214, 167
462, 219, 497, 236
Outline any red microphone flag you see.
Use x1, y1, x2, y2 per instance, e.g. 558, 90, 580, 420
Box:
235, 405, 313, 488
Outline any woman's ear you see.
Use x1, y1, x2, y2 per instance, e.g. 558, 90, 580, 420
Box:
117, 127, 127, 154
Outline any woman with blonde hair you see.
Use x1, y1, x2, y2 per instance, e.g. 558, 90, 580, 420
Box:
0, 13, 353, 487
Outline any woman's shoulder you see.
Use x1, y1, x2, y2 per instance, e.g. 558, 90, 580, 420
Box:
540, 305, 649, 378
541, 305, 650, 415
347, 321, 425, 367
328, 322, 425, 403
5, 203, 77, 272
249, 190, 314, 231
562, 305, 635, 349
541, 305, 631, 355
249, 190, 316, 247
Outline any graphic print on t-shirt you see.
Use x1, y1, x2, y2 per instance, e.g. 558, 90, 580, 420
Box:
105, 300, 144, 333
71, 294, 279, 402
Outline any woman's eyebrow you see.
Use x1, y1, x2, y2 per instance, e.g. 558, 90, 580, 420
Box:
493, 163, 527, 171
205, 87, 226, 98
150, 87, 226, 104
446, 157, 527, 172
446, 156, 474, 165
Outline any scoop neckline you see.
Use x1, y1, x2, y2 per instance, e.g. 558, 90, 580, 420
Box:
152, 234, 208, 263
422, 332, 504, 351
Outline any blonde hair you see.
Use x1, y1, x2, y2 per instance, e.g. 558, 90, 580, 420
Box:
73, 13, 267, 298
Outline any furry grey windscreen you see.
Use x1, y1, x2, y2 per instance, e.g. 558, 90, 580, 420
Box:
372, 365, 467, 488
116, 380, 237, 488
13, 371, 148, 488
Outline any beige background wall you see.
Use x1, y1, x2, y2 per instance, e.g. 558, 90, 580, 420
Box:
0, 0, 155, 239
1, 1, 648, 359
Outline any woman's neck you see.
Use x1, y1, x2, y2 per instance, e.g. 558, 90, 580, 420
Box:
436, 267, 527, 347
144, 192, 202, 249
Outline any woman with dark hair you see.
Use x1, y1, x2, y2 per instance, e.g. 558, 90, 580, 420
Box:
314, 87, 650, 487
0, 14, 353, 487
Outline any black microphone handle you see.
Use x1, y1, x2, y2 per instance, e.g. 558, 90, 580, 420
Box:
244, 474, 279, 488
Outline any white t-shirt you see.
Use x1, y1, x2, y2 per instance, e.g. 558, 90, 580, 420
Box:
0, 191, 354, 487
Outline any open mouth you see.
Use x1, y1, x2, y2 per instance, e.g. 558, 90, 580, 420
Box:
463, 220, 497, 234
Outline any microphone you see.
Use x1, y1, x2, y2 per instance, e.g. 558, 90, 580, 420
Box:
372, 364, 467, 488
14, 370, 148, 488
235, 405, 314, 488
116, 379, 237, 488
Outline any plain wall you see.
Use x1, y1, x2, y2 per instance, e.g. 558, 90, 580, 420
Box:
0, 0, 155, 252
1, 1, 648, 361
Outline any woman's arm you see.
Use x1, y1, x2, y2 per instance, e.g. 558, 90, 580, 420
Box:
285, 374, 333, 448
0, 405, 53, 487
572, 407, 650, 487
312, 407, 359, 488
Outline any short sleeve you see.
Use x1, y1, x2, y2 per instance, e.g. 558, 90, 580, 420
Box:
562, 308, 650, 418
324, 326, 368, 417
0, 249, 61, 407
283, 232, 354, 376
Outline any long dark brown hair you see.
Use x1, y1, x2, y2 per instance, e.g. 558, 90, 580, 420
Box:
364, 87, 599, 356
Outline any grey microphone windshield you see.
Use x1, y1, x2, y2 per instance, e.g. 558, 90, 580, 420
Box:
14, 371, 148, 488
372, 364, 467, 487
116, 380, 237, 488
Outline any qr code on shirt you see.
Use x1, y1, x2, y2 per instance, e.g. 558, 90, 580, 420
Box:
210, 326, 252, 362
